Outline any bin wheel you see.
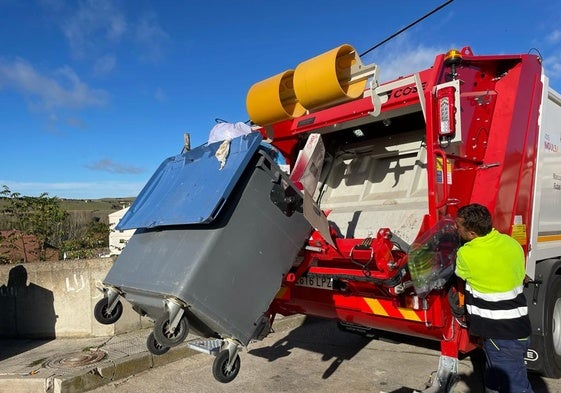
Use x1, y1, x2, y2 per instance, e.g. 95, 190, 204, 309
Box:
153, 313, 189, 348
94, 298, 123, 325
146, 332, 170, 355
212, 350, 241, 383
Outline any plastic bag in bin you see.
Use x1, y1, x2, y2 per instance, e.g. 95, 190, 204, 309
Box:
408, 217, 460, 297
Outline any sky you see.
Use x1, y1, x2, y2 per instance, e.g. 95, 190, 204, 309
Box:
1, 0, 560, 200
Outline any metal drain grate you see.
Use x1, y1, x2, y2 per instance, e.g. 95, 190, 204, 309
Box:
43, 350, 107, 369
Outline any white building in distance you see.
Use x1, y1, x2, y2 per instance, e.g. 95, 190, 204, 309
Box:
108, 207, 135, 256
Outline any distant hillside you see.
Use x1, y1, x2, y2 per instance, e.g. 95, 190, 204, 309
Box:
60, 197, 135, 212
0, 197, 135, 227
60, 197, 136, 224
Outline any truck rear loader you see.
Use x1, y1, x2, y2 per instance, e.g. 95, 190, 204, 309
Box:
95, 44, 561, 391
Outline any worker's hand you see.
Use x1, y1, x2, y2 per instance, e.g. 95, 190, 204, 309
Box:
448, 286, 465, 318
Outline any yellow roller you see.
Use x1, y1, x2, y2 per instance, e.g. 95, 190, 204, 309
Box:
293, 44, 367, 110
246, 70, 306, 126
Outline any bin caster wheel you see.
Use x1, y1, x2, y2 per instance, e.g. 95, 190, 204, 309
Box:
94, 298, 123, 325
146, 332, 170, 355
153, 313, 189, 348
212, 350, 241, 383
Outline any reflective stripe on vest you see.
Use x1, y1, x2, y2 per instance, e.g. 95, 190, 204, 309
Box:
466, 304, 528, 320
465, 283, 524, 302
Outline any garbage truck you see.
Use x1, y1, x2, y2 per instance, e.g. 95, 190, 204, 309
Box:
94, 44, 561, 389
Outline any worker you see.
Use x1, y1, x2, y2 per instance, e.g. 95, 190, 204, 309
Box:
455, 203, 532, 393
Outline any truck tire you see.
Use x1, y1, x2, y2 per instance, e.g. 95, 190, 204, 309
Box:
540, 274, 561, 378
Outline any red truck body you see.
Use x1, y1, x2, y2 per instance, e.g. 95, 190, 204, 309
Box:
245, 45, 561, 384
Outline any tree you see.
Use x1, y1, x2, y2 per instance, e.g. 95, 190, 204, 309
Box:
1, 185, 68, 261
60, 217, 109, 259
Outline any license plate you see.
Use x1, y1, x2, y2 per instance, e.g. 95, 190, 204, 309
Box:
296, 275, 333, 290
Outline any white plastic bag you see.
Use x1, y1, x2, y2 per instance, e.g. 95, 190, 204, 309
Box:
208, 122, 252, 144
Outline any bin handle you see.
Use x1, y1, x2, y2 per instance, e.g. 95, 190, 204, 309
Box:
256, 152, 282, 183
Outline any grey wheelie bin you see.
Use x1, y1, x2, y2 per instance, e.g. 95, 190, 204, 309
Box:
94, 132, 312, 382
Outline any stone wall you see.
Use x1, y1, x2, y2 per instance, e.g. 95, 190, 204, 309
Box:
0, 258, 151, 338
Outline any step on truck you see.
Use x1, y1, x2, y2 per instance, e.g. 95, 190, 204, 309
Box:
95, 44, 561, 390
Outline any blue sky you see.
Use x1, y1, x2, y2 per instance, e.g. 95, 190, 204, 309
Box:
1, 0, 560, 199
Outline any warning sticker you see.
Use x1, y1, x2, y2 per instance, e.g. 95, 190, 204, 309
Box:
436, 157, 452, 184
511, 224, 527, 245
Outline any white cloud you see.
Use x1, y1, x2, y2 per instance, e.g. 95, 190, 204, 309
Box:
41, 1, 168, 71
0, 58, 109, 110
154, 87, 166, 102
134, 12, 169, 63
85, 159, 145, 174
544, 55, 561, 80
62, 0, 127, 59
93, 55, 117, 75
544, 30, 561, 84
547, 30, 561, 44
66, 117, 87, 129
374, 40, 445, 82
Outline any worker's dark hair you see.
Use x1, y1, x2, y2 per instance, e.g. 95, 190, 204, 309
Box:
457, 203, 492, 236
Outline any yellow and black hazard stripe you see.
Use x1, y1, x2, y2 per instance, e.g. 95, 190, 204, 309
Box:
362, 298, 425, 322
275, 287, 426, 323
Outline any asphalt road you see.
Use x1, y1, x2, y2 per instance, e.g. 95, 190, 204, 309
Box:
88, 316, 561, 393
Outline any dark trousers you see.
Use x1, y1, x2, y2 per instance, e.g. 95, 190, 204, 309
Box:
483, 338, 533, 393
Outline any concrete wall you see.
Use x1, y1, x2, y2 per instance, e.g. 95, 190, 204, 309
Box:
0, 258, 151, 339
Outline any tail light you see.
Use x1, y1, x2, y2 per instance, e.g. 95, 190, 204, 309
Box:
435, 49, 464, 144
437, 85, 457, 141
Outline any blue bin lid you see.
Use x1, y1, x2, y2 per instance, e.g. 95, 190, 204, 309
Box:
116, 132, 263, 230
